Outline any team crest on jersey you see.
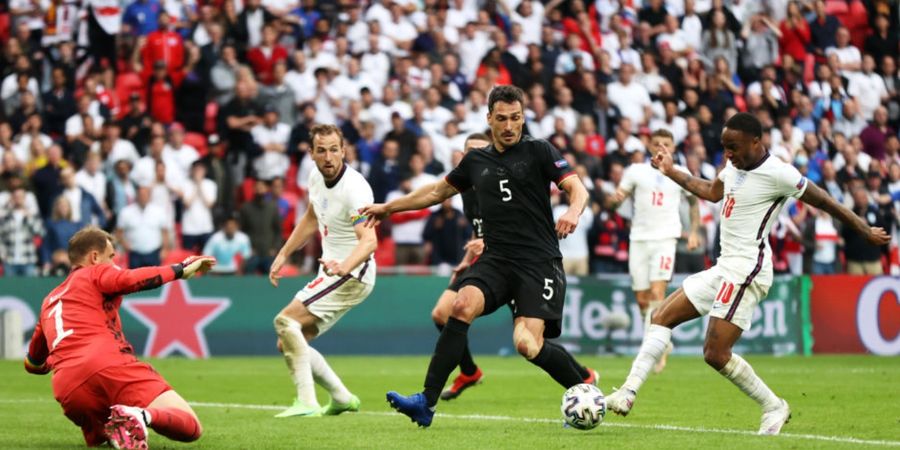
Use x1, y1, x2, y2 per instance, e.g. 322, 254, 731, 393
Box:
496, 167, 508, 177
481, 168, 490, 177
733, 172, 748, 190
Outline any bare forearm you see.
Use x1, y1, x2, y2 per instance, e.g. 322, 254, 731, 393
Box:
340, 237, 377, 273
386, 183, 451, 214
689, 197, 701, 234
668, 170, 720, 202
278, 215, 317, 257
805, 190, 869, 237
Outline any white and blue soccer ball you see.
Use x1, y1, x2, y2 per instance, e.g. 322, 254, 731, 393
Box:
561, 383, 606, 430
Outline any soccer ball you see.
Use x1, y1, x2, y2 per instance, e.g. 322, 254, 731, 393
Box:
561, 383, 606, 430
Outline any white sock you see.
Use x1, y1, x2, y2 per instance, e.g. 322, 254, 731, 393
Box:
623, 324, 672, 392
643, 299, 664, 332
719, 354, 781, 411
309, 347, 352, 405
275, 316, 319, 408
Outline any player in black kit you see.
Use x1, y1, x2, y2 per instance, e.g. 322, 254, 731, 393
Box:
431, 133, 491, 401
361, 85, 596, 427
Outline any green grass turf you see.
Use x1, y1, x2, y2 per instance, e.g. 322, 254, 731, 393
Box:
2, 355, 899, 449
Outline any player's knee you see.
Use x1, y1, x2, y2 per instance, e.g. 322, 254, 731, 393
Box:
450, 296, 477, 321
702, 344, 730, 370
431, 306, 447, 326
513, 324, 541, 359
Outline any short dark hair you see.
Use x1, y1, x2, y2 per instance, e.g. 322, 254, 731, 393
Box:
68, 226, 114, 265
465, 132, 490, 146
487, 85, 525, 113
650, 129, 674, 140
724, 112, 763, 138
310, 124, 345, 147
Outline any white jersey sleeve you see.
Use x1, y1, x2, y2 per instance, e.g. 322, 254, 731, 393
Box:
619, 165, 636, 195
772, 161, 809, 199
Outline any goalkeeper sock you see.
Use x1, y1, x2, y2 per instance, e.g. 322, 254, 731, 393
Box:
309, 347, 352, 405
719, 354, 781, 411
423, 317, 470, 406
274, 315, 319, 408
144, 408, 201, 442
528, 341, 584, 388
622, 324, 672, 392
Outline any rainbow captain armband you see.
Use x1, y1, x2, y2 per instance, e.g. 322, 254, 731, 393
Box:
351, 214, 367, 226
24, 354, 50, 375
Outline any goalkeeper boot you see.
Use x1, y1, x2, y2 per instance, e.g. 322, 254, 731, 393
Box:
386, 391, 434, 427
605, 387, 636, 416
322, 394, 361, 416
440, 367, 483, 400
758, 399, 791, 435
105, 405, 148, 450
274, 398, 322, 418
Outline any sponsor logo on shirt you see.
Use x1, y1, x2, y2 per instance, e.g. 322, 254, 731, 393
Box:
554, 159, 569, 169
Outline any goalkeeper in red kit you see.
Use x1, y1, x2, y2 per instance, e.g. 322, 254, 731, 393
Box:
24, 226, 216, 449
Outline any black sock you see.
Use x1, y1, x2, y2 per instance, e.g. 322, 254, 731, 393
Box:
436, 321, 477, 376
545, 341, 590, 379
423, 317, 470, 406
528, 342, 584, 388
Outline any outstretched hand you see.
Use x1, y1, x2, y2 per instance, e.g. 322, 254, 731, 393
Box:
359, 204, 389, 228
866, 227, 891, 246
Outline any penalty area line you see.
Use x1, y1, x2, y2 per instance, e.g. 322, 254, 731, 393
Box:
190, 401, 900, 447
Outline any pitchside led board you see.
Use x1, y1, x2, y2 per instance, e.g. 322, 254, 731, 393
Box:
1, 275, 896, 358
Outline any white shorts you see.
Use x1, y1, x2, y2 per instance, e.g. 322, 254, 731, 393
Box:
628, 238, 677, 291
293, 274, 374, 336
682, 265, 769, 331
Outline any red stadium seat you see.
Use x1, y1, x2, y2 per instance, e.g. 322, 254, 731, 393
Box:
0, 14, 9, 43
114, 72, 145, 119
374, 237, 396, 268
184, 132, 208, 157
205, 102, 219, 134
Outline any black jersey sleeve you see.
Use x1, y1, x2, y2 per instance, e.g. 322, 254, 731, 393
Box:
444, 149, 474, 193
537, 139, 577, 186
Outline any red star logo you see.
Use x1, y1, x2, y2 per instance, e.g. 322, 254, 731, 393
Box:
123, 281, 230, 358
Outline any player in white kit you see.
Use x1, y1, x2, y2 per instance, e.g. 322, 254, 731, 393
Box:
269, 124, 378, 418
605, 113, 890, 434
613, 129, 700, 373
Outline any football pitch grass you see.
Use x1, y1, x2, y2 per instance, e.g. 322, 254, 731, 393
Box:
3, 355, 899, 449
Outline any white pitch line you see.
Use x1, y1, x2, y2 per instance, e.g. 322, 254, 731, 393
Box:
190, 401, 900, 447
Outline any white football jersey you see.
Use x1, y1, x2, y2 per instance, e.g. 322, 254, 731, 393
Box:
716, 154, 808, 286
619, 163, 692, 241
307, 165, 376, 284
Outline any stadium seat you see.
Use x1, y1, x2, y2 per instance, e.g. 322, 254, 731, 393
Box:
184, 132, 208, 157
0, 14, 9, 43
374, 237, 396, 268
114, 72, 144, 119
162, 248, 196, 266
205, 102, 219, 134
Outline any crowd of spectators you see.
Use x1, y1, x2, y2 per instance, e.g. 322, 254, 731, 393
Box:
0, 0, 898, 277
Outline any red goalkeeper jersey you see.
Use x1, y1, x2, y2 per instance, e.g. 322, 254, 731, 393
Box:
26, 263, 178, 399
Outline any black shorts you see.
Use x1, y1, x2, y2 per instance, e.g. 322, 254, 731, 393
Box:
456, 254, 566, 338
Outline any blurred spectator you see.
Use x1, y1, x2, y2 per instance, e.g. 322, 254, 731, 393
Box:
106, 159, 137, 224
247, 23, 288, 86
162, 123, 199, 180
141, 12, 184, 78
202, 215, 252, 275
553, 193, 594, 276
809, 0, 841, 63
220, 81, 262, 181
422, 198, 470, 267
123, 0, 162, 37
181, 161, 217, 252
59, 167, 107, 228
0, 186, 44, 276
30, 144, 67, 219
116, 186, 172, 268
843, 185, 887, 274
251, 105, 291, 180
860, 106, 894, 161
41, 196, 81, 274
239, 179, 281, 274
388, 176, 430, 265
369, 138, 401, 203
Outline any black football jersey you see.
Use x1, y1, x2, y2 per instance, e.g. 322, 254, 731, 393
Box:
445, 135, 575, 261
461, 189, 484, 239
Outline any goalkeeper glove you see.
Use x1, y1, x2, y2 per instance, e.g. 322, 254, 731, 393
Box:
173, 255, 217, 279
24, 354, 50, 375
